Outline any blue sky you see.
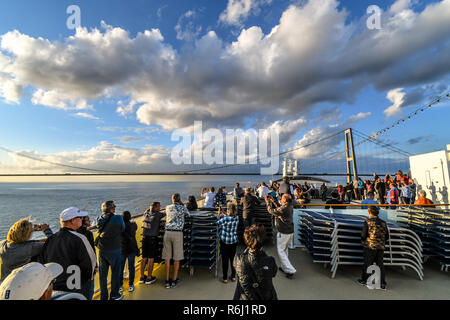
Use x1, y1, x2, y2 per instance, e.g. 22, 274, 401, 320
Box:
0, 0, 449, 174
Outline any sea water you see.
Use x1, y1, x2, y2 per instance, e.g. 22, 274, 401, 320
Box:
0, 175, 284, 240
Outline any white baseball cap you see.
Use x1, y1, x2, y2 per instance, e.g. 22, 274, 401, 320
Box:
60, 207, 88, 222
0, 262, 63, 300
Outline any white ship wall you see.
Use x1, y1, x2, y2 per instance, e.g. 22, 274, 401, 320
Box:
409, 144, 450, 206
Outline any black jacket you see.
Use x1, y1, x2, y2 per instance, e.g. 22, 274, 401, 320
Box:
233, 248, 278, 300
266, 203, 294, 234
40, 228, 96, 293
121, 221, 139, 256
240, 194, 261, 220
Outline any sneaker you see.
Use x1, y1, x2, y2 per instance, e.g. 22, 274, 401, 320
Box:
139, 276, 147, 284
165, 279, 172, 289
145, 276, 157, 285
113, 293, 123, 300
119, 286, 123, 293
171, 278, 182, 288
128, 285, 135, 292
380, 284, 387, 291
356, 279, 366, 286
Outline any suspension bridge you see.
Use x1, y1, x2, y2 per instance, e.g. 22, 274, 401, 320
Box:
0, 92, 448, 179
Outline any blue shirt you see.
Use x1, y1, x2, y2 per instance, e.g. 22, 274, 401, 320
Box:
216, 216, 239, 244
401, 185, 411, 198
360, 199, 378, 209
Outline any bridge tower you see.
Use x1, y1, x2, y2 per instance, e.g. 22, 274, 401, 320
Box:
345, 128, 358, 184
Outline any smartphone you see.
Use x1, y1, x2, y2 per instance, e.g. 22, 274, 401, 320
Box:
33, 224, 40, 231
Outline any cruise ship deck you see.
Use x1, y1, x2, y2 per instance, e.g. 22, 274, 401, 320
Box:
115, 241, 450, 301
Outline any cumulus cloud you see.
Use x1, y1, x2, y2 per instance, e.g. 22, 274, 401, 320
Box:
291, 111, 371, 159
7, 142, 172, 173
219, 0, 272, 26
0, 0, 449, 131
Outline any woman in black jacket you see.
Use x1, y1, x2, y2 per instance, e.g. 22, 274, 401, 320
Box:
120, 211, 140, 293
233, 225, 278, 300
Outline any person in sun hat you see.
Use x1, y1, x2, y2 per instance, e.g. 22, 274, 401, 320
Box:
0, 262, 63, 300
40, 207, 97, 299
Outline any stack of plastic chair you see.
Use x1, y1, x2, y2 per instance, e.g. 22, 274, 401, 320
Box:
298, 210, 424, 279
298, 210, 334, 264
189, 211, 219, 277
181, 214, 193, 268
398, 207, 450, 272
329, 213, 423, 280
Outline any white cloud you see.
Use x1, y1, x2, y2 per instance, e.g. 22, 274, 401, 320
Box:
73, 112, 101, 120
384, 88, 405, 117
7, 142, 172, 173
175, 10, 203, 41
0, 0, 449, 131
219, 0, 272, 26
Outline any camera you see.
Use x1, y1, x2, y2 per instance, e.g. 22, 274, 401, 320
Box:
33, 224, 41, 231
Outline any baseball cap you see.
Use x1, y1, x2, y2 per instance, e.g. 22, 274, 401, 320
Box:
0, 262, 63, 300
60, 207, 88, 222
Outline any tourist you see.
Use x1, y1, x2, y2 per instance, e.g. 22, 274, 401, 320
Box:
233, 225, 278, 300
186, 195, 198, 211
119, 211, 140, 293
0, 262, 63, 300
0, 218, 53, 281
240, 188, 261, 228
409, 180, 417, 203
77, 213, 97, 300
325, 192, 346, 210
257, 182, 269, 199
360, 192, 378, 209
358, 178, 364, 200
201, 187, 216, 208
233, 183, 245, 203
216, 201, 239, 284
414, 190, 435, 208
214, 187, 227, 208
353, 179, 360, 200
357, 206, 388, 290
278, 177, 293, 196
163, 193, 191, 289
374, 177, 386, 204
41, 207, 96, 299
140, 202, 165, 285
265, 194, 296, 279
337, 185, 345, 202
96, 201, 125, 300
385, 183, 399, 210
320, 183, 328, 202
400, 181, 411, 205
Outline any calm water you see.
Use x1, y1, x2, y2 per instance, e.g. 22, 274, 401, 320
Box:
0, 175, 289, 240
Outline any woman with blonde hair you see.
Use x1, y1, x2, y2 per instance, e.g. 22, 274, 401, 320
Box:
216, 201, 239, 283
0, 218, 52, 281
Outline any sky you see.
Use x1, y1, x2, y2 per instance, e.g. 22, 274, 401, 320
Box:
0, 0, 449, 176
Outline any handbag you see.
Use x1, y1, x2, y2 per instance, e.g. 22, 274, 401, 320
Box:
94, 213, 114, 247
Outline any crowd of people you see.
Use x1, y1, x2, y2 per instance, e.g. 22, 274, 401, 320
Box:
0, 173, 438, 300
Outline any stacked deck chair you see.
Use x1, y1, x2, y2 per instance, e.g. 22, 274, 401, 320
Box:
397, 207, 450, 272
155, 215, 192, 268
237, 203, 274, 243
298, 210, 334, 264
298, 210, 424, 280
189, 211, 219, 277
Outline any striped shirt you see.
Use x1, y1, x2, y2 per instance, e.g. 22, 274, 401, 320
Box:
216, 216, 239, 244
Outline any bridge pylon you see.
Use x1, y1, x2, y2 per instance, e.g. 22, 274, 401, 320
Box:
345, 128, 358, 184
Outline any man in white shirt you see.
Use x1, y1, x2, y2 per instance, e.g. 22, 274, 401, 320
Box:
201, 187, 216, 208
257, 182, 269, 199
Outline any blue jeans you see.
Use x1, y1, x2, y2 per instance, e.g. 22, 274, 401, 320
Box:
120, 254, 136, 287
99, 249, 122, 300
